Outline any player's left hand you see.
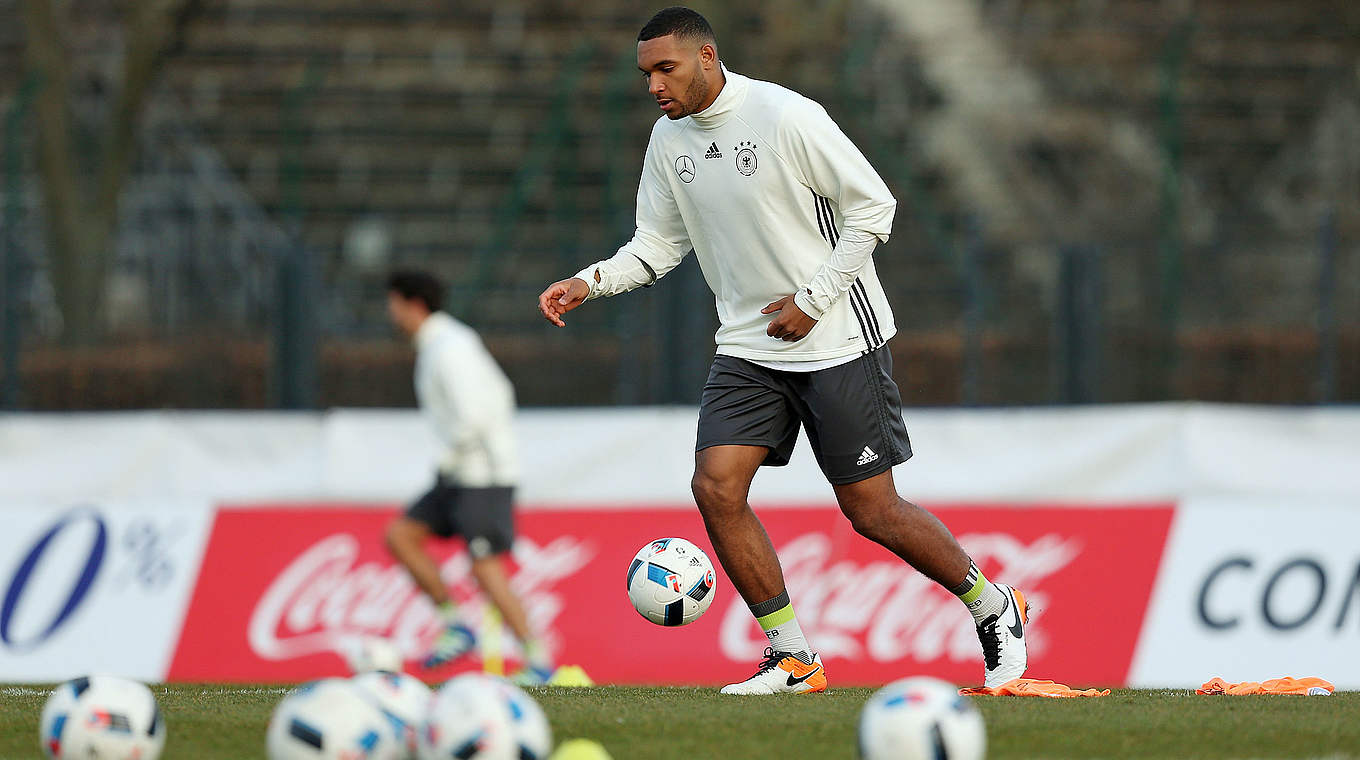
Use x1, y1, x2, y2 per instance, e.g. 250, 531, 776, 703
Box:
762, 295, 817, 342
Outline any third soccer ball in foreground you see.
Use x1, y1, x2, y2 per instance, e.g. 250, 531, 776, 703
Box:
858, 676, 985, 760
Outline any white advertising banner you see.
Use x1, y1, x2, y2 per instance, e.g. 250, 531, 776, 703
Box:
2, 404, 1356, 507
1129, 497, 1360, 688
0, 413, 328, 505
1178, 406, 1360, 500
0, 503, 214, 682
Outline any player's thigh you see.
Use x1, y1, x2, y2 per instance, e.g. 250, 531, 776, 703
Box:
801, 346, 912, 485
449, 486, 515, 560
695, 354, 801, 467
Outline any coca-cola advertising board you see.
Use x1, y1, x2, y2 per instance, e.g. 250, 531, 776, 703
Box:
168, 503, 1172, 686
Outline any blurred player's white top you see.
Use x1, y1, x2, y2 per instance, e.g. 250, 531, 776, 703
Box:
414, 312, 517, 487
575, 66, 897, 366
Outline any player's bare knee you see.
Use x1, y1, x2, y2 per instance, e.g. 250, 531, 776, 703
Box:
691, 471, 745, 517
848, 512, 891, 544
840, 499, 895, 544
468, 554, 500, 576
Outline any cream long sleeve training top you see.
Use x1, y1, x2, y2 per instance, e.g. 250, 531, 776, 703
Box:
574, 67, 898, 365
413, 312, 518, 487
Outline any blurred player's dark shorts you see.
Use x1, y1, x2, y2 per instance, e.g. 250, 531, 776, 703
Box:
406, 478, 515, 558
696, 345, 911, 485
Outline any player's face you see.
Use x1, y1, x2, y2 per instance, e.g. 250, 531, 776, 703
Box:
387, 292, 420, 335
637, 35, 716, 120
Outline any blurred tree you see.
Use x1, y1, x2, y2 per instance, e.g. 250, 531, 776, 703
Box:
20, 0, 201, 344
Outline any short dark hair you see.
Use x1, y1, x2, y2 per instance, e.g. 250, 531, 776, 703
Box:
638, 6, 715, 45
387, 270, 443, 313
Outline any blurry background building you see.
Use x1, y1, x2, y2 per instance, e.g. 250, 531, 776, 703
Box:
0, 0, 1356, 410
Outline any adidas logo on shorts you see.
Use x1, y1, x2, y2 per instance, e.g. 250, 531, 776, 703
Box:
856, 446, 880, 466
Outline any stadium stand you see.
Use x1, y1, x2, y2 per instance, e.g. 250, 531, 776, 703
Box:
0, 0, 1355, 407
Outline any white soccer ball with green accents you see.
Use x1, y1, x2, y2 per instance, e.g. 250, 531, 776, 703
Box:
625, 537, 716, 626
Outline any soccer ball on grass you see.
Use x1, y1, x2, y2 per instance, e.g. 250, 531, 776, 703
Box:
419, 673, 552, 760
266, 678, 403, 760
857, 676, 986, 760
40, 675, 166, 760
350, 671, 432, 759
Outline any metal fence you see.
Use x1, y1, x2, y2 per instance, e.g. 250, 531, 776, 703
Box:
1, 0, 1356, 410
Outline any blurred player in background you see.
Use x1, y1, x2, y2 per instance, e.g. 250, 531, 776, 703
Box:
385, 270, 555, 683
537, 7, 1028, 694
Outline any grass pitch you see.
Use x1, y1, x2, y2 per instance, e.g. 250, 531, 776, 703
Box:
2, 684, 1357, 759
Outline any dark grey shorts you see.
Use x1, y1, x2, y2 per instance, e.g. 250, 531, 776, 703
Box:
696, 346, 912, 485
406, 478, 515, 558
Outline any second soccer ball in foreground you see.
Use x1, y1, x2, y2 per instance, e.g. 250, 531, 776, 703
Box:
626, 537, 716, 626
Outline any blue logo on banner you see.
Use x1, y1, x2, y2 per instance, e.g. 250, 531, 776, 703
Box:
1, 508, 108, 650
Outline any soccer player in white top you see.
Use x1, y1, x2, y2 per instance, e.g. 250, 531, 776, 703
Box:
537, 7, 1028, 694
385, 270, 554, 683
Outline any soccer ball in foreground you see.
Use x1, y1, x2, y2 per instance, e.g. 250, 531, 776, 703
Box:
40, 675, 166, 760
858, 677, 985, 760
489, 677, 552, 760
420, 674, 552, 760
351, 671, 433, 759
266, 679, 403, 760
626, 537, 716, 626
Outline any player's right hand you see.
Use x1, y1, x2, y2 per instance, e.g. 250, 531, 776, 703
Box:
537, 277, 590, 327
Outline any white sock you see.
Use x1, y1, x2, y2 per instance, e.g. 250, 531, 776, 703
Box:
950, 561, 1008, 626
751, 590, 814, 665
437, 601, 460, 625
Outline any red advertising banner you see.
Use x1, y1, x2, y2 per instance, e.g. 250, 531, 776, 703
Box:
168, 504, 1173, 686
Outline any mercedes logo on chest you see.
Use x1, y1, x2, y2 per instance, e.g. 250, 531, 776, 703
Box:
675, 155, 696, 183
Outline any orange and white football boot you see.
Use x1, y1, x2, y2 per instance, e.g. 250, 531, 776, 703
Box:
719, 647, 828, 695
977, 583, 1029, 688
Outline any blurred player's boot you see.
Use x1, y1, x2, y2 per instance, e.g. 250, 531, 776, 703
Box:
423, 622, 477, 668
511, 663, 556, 687
977, 584, 1029, 688
719, 648, 826, 695
510, 639, 556, 686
